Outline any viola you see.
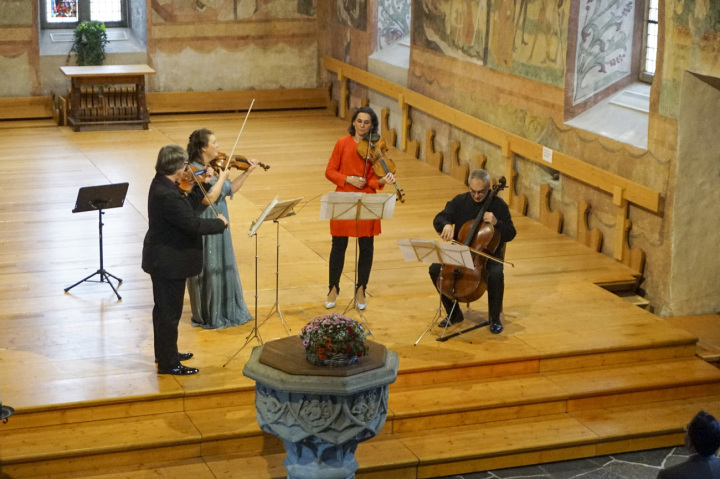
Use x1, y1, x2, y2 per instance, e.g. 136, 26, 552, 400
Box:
177, 165, 210, 195
436, 177, 507, 304
211, 152, 270, 172
355, 136, 405, 203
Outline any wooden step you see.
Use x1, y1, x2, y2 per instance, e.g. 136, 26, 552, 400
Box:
32, 396, 720, 479
388, 357, 720, 432
545, 357, 720, 411
572, 394, 720, 455
0, 412, 202, 478
5, 357, 716, 474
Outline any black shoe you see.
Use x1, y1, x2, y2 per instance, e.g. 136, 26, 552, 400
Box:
157, 364, 199, 375
155, 352, 193, 363
438, 315, 464, 327
489, 318, 503, 334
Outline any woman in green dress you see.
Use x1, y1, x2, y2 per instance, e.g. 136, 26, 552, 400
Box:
185, 128, 258, 329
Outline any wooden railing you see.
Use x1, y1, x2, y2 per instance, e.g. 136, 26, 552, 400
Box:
323, 55, 663, 263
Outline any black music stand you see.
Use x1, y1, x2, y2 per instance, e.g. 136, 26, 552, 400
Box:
64, 183, 129, 301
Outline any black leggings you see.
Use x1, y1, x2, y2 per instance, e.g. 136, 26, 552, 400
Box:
329, 236, 374, 293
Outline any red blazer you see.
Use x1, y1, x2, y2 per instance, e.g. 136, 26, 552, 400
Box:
325, 135, 384, 237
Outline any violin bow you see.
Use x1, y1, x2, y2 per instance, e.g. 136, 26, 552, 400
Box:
224, 99, 255, 173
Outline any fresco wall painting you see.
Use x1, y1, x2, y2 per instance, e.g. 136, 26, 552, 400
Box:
572, 0, 636, 105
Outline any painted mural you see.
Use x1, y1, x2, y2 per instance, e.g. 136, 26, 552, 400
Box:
488, 0, 569, 86
151, 0, 314, 22
572, 0, 636, 105
660, 0, 720, 118
378, 0, 410, 49
412, 0, 490, 64
336, 0, 367, 30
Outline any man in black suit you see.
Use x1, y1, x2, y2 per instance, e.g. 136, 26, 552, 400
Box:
142, 144, 228, 375
429, 169, 516, 334
658, 411, 720, 478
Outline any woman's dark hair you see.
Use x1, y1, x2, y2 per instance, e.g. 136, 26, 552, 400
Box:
348, 106, 378, 137
155, 144, 188, 175
187, 128, 213, 163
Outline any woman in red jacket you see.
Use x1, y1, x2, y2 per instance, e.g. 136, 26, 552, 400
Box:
324, 107, 395, 310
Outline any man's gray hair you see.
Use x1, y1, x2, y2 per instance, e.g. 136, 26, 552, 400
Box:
468, 169, 490, 185
155, 144, 188, 176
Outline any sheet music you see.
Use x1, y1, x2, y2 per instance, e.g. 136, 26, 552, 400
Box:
249, 196, 304, 236
320, 192, 395, 221
397, 239, 473, 268
249, 196, 279, 237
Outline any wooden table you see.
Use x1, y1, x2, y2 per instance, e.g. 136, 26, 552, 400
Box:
60, 64, 155, 131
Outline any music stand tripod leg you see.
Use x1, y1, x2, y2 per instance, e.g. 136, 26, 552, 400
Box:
414, 294, 445, 345
64, 208, 122, 300
263, 220, 290, 335
224, 231, 263, 367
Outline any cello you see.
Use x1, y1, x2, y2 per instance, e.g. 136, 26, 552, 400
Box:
436, 177, 507, 304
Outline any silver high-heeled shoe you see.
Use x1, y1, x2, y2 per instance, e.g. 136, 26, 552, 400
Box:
355, 286, 366, 310
325, 287, 338, 309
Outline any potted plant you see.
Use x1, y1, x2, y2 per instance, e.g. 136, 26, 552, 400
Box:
67, 21, 109, 66
299, 313, 369, 367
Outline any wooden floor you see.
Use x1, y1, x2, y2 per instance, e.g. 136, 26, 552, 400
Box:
0, 110, 719, 478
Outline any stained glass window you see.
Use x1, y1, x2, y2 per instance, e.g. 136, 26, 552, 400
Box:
42, 0, 126, 28
48, 0, 78, 22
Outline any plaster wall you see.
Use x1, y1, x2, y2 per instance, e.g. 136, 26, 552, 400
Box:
668, 71, 720, 315
151, 43, 318, 92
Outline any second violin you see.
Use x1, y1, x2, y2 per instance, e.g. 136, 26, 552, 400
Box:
356, 136, 405, 203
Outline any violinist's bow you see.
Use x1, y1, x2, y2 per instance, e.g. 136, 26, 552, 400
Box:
224, 99, 255, 172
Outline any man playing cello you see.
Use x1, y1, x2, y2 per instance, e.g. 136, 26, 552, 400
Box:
429, 169, 516, 333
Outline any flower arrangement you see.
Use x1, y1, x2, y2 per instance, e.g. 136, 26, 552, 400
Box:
299, 313, 369, 367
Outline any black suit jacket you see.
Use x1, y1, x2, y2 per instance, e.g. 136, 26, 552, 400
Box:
142, 175, 226, 279
433, 191, 517, 258
658, 454, 720, 478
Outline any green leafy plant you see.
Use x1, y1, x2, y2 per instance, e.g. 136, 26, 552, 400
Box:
67, 21, 109, 66
299, 313, 369, 362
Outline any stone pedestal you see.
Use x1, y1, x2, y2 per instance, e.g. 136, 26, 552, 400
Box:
242, 336, 399, 479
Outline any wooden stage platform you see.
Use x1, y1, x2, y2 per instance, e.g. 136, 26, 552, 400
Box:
0, 111, 719, 478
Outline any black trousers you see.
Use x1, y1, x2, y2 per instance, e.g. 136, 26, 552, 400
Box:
329, 236, 374, 292
151, 275, 185, 370
429, 260, 504, 321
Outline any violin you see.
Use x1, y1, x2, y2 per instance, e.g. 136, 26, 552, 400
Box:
436, 177, 507, 303
211, 152, 270, 172
177, 165, 211, 195
355, 136, 405, 203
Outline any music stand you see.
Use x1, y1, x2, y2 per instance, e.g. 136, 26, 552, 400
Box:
397, 239, 476, 344
224, 196, 303, 367
64, 183, 128, 301
251, 196, 303, 334
320, 192, 396, 335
